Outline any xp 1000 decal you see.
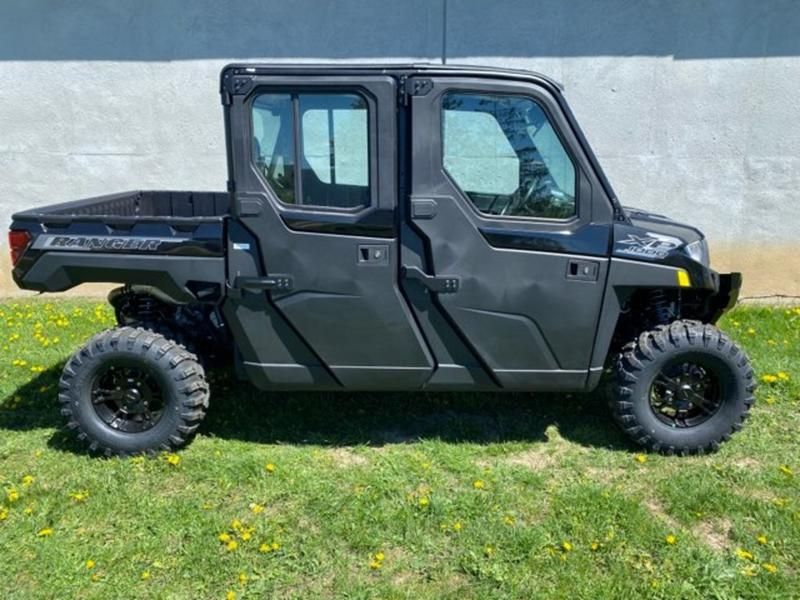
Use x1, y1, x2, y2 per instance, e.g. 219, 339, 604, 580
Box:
615, 232, 682, 260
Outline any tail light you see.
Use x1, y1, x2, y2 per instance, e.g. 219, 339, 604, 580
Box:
8, 230, 32, 266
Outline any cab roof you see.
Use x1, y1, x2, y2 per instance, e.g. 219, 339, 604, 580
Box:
220, 62, 564, 94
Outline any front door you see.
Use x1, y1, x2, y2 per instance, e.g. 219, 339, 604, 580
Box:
223, 71, 432, 389
402, 76, 614, 390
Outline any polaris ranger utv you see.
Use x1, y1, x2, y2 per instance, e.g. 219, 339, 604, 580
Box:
8, 64, 754, 456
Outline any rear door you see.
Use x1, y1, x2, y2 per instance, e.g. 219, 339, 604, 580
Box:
224, 71, 432, 389
402, 76, 614, 390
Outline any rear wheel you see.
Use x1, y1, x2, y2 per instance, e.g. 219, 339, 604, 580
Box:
59, 327, 210, 456
611, 320, 755, 455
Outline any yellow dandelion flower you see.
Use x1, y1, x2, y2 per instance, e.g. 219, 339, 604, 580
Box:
21, 475, 34, 487
503, 515, 515, 525
763, 562, 778, 574
165, 453, 181, 466
590, 541, 600, 551
0, 507, 8, 521
69, 490, 89, 502
265, 463, 276, 473
30, 365, 45, 373
735, 548, 754, 561
634, 453, 647, 464
746, 327, 756, 335
258, 543, 270, 553
226, 540, 239, 552
473, 479, 485, 490
779, 465, 793, 477
369, 559, 382, 570
271, 542, 280, 551
37, 527, 54, 537
249, 503, 265, 514
23, 506, 33, 516
765, 395, 776, 405
7, 488, 19, 503
85, 560, 96, 569
452, 521, 463, 532
238, 572, 248, 585
141, 570, 151, 580
226, 591, 236, 600
374, 551, 385, 562
665, 534, 677, 545
218, 532, 232, 543
484, 544, 495, 557
777, 371, 790, 381
756, 535, 768, 545
418, 496, 430, 507
231, 519, 243, 531
740, 566, 757, 577
562, 540, 573, 552
240, 531, 252, 542
761, 374, 778, 384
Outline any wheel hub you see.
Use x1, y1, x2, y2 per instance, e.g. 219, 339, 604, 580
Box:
649, 358, 723, 428
91, 362, 165, 433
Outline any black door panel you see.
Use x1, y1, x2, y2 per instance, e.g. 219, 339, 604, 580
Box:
226, 76, 433, 390
402, 78, 613, 390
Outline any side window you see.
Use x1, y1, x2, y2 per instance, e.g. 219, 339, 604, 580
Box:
251, 92, 370, 209
442, 93, 576, 219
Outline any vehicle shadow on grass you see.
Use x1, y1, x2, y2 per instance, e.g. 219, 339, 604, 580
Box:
0, 366, 636, 455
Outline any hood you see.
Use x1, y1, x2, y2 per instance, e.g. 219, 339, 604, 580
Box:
623, 206, 703, 245
612, 206, 706, 264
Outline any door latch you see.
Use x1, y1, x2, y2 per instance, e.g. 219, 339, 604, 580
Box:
402, 265, 459, 293
358, 244, 389, 265
566, 259, 599, 282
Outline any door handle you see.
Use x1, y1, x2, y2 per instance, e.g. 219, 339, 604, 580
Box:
233, 275, 293, 291
402, 265, 459, 293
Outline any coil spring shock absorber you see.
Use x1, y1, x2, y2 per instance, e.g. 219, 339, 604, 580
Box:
131, 294, 160, 322
647, 289, 675, 326
109, 286, 162, 325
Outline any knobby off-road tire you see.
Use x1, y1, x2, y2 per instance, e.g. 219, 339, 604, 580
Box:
612, 320, 756, 455
58, 327, 210, 456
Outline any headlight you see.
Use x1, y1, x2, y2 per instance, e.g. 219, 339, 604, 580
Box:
685, 239, 709, 265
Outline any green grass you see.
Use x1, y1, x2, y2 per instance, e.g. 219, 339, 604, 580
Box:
0, 300, 798, 599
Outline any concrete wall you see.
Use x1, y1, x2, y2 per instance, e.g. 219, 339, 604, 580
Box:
1, 0, 799, 297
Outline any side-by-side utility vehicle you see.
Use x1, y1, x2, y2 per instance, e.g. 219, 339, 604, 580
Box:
8, 64, 755, 456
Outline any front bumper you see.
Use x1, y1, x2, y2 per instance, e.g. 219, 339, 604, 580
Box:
709, 272, 742, 323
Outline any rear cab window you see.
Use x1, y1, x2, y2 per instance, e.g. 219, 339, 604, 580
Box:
251, 92, 370, 210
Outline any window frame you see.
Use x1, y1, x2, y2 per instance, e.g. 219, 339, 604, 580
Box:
247, 87, 376, 214
440, 89, 581, 224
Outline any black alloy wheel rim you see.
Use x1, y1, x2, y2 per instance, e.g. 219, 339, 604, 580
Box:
649, 356, 724, 428
91, 362, 166, 433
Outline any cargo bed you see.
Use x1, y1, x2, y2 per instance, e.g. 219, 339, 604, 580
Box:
11, 190, 230, 224
9, 190, 230, 300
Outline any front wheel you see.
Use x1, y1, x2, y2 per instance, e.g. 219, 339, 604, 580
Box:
58, 327, 210, 456
611, 320, 755, 455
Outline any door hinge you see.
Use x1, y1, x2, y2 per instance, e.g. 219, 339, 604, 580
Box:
398, 76, 433, 106
402, 265, 459, 294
